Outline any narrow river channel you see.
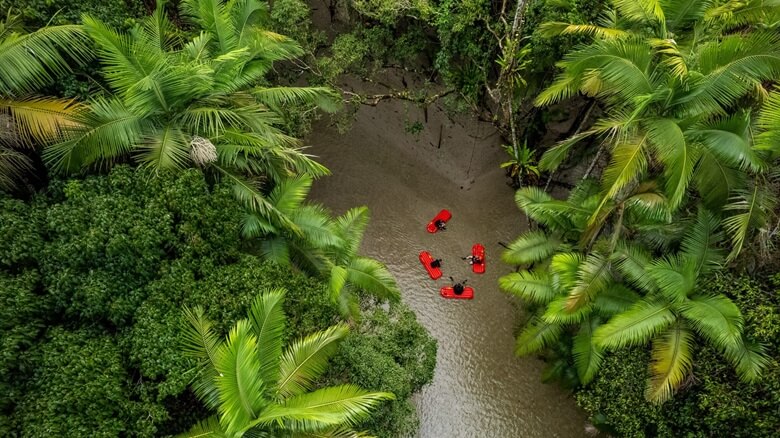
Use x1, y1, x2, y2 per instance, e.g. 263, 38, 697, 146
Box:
308, 82, 586, 437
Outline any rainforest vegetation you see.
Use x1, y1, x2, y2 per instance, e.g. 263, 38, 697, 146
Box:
1, 0, 779, 437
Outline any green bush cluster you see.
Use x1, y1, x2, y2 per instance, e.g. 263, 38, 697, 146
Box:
0, 0, 147, 28
0, 166, 435, 437
575, 273, 780, 437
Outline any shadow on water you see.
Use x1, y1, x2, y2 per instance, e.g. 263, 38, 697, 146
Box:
307, 86, 586, 437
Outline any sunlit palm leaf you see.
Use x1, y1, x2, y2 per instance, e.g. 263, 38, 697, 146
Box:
214, 319, 266, 435
248, 289, 287, 388
646, 323, 693, 403
256, 385, 392, 432
543, 296, 592, 324
566, 252, 611, 311
502, 230, 561, 265
254, 87, 342, 113
678, 294, 743, 349
176, 416, 227, 438
346, 257, 400, 301
277, 324, 349, 398
573, 316, 604, 384
500, 270, 557, 305
594, 299, 675, 349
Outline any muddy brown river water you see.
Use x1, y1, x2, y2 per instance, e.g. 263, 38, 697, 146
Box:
308, 88, 586, 437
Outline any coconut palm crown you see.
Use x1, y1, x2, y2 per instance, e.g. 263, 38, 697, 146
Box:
535, 0, 780, 261
180, 288, 394, 437
44, 0, 340, 229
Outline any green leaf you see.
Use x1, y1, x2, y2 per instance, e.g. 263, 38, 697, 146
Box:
248, 289, 287, 388
573, 317, 604, 384
722, 337, 770, 382
515, 317, 564, 356
501, 230, 561, 265
542, 296, 592, 324
594, 299, 676, 349
646, 323, 694, 404
250, 385, 392, 432
329, 265, 349, 303
346, 257, 400, 302
678, 294, 743, 349
277, 323, 349, 398
566, 252, 612, 311
214, 319, 266, 435
647, 255, 695, 304
592, 283, 641, 315
500, 270, 557, 305
181, 306, 222, 411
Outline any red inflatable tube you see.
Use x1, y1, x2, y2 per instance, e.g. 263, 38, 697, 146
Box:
427, 209, 452, 233
419, 251, 443, 280
471, 243, 485, 274
440, 286, 474, 299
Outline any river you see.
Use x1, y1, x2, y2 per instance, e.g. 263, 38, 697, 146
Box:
308, 76, 586, 437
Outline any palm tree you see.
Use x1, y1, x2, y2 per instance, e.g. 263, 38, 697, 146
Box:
0, 13, 89, 190
501, 202, 768, 403
241, 176, 401, 317
534, 0, 780, 260
44, 0, 340, 229
180, 288, 394, 437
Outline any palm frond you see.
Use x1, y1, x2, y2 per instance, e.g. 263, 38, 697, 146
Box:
277, 323, 349, 399
0, 97, 80, 145
722, 336, 770, 382
181, 306, 222, 411
573, 316, 604, 384
259, 235, 292, 266
499, 270, 558, 305
566, 252, 612, 311
345, 257, 400, 301
680, 208, 723, 275
248, 289, 287, 388
137, 125, 191, 171
538, 129, 598, 171
647, 255, 695, 304
214, 319, 266, 435
693, 149, 745, 210
254, 87, 342, 113
175, 416, 227, 438
550, 252, 584, 292
592, 283, 641, 315
0, 24, 89, 96
44, 97, 143, 173
0, 146, 32, 190
613, 0, 665, 24
678, 293, 743, 349
333, 207, 369, 261
269, 174, 313, 215
543, 296, 592, 324
538, 22, 629, 39
256, 385, 393, 432
328, 265, 349, 303
646, 323, 694, 404
599, 136, 649, 203
594, 299, 675, 349
293, 205, 342, 250
501, 230, 561, 265
723, 185, 775, 262
611, 240, 654, 291
515, 316, 564, 356
646, 119, 695, 210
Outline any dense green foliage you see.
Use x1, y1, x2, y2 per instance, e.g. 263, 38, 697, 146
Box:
0, 167, 435, 437
576, 272, 780, 437
179, 289, 394, 436
0, 0, 147, 28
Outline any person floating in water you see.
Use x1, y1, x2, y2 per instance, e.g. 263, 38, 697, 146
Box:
449, 277, 467, 295
430, 258, 442, 268
463, 254, 482, 265
434, 219, 447, 231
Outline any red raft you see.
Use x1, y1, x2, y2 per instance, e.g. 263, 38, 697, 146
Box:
419, 251, 443, 280
440, 286, 474, 300
471, 243, 485, 274
426, 209, 452, 233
